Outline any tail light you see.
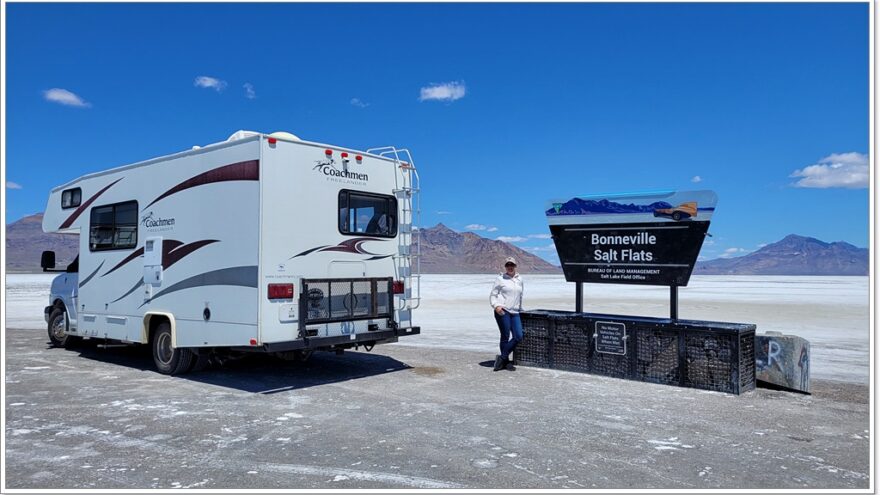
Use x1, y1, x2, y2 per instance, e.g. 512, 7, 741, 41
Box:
392, 280, 405, 294
268, 283, 294, 300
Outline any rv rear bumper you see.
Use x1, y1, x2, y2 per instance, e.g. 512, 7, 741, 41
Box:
255, 326, 421, 353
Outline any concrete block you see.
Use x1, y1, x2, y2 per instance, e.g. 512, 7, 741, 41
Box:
755, 332, 810, 393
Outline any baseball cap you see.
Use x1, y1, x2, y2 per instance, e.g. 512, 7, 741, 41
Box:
504, 257, 517, 266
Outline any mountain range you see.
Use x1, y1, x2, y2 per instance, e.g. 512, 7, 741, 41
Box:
694, 234, 868, 275
414, 224, 560, 274
6, 213, 79, 272
4, 214, 868, 275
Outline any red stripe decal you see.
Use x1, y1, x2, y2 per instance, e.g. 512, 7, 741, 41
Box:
101, 246, 146, 277
162, 239, 219, 270
101, 239, 218, 277
59, 178, 123, 229
144, 160, 259, 209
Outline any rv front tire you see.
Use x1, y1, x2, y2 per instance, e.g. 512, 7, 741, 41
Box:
151, 322, 195, 375
47, 307, 78, 348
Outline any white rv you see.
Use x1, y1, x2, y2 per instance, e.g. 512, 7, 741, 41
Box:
41, 131, 421, 374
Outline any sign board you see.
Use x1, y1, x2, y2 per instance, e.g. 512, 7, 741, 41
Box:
595, 321, 627, 355
546, 190, 717, 286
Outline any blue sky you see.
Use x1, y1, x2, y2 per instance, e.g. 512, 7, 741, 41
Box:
5, 3, 870, 263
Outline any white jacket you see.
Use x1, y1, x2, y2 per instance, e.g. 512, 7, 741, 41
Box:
489, 273, 524, 314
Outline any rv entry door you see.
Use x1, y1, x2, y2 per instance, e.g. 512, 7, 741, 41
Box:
143, 237, 163, 300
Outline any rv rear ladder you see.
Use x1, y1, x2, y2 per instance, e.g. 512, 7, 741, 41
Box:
366, 146, 421, 311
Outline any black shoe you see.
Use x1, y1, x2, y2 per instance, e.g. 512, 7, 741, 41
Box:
505, 362, 516, 371
493, 355, 505, 371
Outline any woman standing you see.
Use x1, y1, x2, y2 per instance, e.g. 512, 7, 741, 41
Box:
489, 257, 524, 371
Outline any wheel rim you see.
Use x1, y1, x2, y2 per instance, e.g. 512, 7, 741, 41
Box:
156, 333, 174, 366
51, 316, 67, 341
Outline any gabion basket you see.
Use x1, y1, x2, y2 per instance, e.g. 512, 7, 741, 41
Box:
514, 310, 756, 395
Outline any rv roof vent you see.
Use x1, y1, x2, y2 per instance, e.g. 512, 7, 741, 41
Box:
269, 131, 301, 141
227, 130, 261, 142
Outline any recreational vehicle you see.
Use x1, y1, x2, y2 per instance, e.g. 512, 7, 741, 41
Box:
41, 131, 421, 374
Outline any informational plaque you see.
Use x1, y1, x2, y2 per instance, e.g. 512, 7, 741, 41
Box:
545, 190, 717, 286
595, 321, 627, 355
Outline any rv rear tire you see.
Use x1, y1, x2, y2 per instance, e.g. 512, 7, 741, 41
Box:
151, 322, 195, 375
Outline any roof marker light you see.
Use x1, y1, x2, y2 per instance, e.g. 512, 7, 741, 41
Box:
268, 137, 277, 144
325, 149, 333, 156
355, 155, 363, 162
341, 152, 349, 159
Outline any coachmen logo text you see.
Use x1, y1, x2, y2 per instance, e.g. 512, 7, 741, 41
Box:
141, 211, 175, 231
313, 158, 369, 183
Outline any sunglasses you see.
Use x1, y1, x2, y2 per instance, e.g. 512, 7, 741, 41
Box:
505, 264, 516, 268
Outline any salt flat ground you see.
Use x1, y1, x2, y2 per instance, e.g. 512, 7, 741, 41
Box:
3, 332, 870, 489
5, 274, 870, 383
409, 274, 870, 384
3, 274, 871, 489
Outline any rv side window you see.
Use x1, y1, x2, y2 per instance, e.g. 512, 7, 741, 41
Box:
338, 190, 397, 237
89, 201, 138, 251
61, 188, 82, 209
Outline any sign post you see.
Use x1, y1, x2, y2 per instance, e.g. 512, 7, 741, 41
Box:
546, 190, 718, 318
670, 285, 678, 319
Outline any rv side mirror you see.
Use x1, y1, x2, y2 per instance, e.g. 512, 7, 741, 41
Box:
41, 251, 56, 271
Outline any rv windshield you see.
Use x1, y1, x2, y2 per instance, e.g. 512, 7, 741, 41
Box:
338, 190, 397, 237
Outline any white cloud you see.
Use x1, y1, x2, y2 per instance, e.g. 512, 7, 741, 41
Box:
436, 211, 452, 215
243, 83, 256, 99
757, 243, 768, 248
194, 76, 227, 92
465, 224, 487, 231
691, 175, 702, 183
497, 236, 527, 243
719, 247, 748, 258
43, 88, 90, 107
6, 181, 22, 190
350, 97, 369, 108
487, 227, 498, 232
419, 81, 466, 102
528, 233, 551, 239
790, 152, 868, 189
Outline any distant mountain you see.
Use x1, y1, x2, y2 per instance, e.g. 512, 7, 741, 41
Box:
6, 213, 79, 272
547, 198, 673, 216
415, 224, 561, 274
695, 234, 867, 275
13, 214, 858, 276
